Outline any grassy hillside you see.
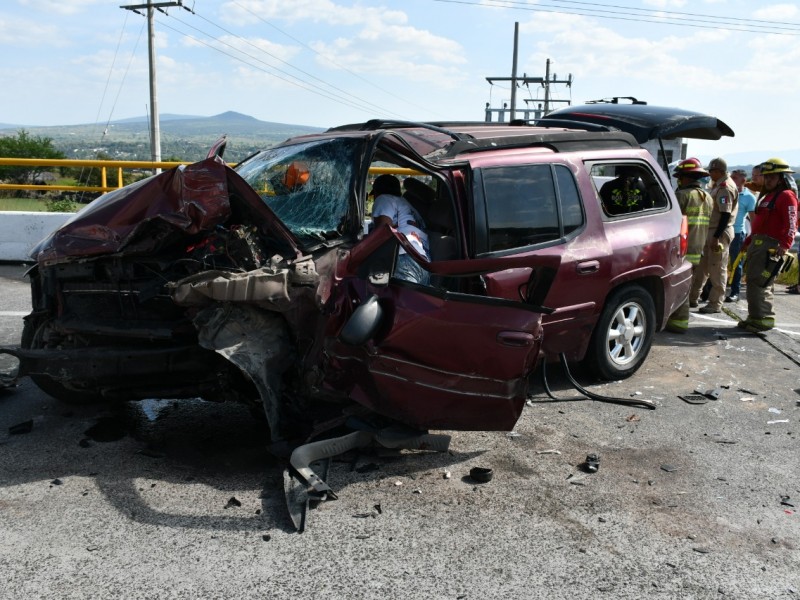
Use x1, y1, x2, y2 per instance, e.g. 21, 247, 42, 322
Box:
0, 112, 325, 164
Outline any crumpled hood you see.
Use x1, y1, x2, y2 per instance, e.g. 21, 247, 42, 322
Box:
31, 157, 300, 263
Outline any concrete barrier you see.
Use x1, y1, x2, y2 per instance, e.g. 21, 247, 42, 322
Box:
0, 211, 73, 262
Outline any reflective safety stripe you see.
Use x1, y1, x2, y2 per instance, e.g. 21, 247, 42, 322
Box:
667, 318, 688, 330
686, 253, 701, 264
744, 316, 775, 330
687, 216, 710, 226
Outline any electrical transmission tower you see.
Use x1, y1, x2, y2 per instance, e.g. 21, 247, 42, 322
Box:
485, 22, 572, 122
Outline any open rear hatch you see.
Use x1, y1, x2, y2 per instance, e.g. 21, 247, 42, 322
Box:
536, 101, 735, 143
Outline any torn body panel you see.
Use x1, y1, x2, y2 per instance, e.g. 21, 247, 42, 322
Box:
192, 304, 296, 440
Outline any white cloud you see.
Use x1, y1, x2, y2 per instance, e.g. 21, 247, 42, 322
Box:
642, 0, 688, 7
521, 12, 735, 93
18, 0, 102, 16
221, 0, 407, 27
753, 3, 800, 19
0, 16, 65, 46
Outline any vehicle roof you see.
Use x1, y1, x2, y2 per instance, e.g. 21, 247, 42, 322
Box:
283, 120, 640, 162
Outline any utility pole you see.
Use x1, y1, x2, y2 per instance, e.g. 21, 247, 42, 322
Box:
485, 23, 573, 122
509, 22, 519, 121
120, 0, 187, 168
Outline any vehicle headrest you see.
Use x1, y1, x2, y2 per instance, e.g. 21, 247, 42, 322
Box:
403, 178, 436, 205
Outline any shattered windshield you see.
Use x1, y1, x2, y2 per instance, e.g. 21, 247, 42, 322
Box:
235, 138, 362, 244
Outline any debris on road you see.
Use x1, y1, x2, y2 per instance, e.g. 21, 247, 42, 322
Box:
581, 453, 600, 473
680, 394, 709, 405
224, 497, 241, 509
469, 467, 494, 483
8, 420, 33, 435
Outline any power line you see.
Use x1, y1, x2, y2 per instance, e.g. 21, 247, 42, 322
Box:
540, 0, 800, 31
433, 0, 800, 36
154, 16, 402, 117
181, 10, 398, 117
228, 0, 440, 117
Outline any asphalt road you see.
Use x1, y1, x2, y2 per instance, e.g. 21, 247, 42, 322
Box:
1, 262, 799, 599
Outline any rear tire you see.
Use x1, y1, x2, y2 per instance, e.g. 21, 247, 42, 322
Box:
588, 285, 655, 381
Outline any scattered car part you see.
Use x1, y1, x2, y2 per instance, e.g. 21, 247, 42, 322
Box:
8, 420, 33, 435
469, 467, 494, 483
582, 453, 600, 473
284, 426, 451, 532
679, 394, 710, 405
695, 387, 722, 400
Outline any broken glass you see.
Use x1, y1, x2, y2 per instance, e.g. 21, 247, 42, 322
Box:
235, 139, 363, 245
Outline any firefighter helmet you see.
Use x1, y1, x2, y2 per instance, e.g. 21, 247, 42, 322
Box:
672, 157, 708, 179
758, 158, 794, 175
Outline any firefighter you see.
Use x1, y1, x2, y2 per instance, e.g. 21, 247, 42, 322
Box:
666, 158, 714, 333
738, 158, 798, 333
690, 157, 738, 313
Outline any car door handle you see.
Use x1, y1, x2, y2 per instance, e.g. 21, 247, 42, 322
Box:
496, 331, 535, 347
576, 260, 600, 274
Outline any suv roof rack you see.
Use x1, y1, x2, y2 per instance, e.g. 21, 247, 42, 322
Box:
327, 119, 472, 142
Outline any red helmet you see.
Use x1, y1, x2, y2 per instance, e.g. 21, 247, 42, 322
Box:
672, 157, 708, 178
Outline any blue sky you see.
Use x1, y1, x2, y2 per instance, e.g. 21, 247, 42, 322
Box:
2, 0, 800, 160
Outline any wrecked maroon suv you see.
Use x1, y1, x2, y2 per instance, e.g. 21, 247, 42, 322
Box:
16, 108, 733, 444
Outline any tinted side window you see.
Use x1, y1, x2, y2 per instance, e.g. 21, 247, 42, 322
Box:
482, 165, 560, 252
589, 162, 669, 217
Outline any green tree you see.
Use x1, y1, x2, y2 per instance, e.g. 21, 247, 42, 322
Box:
0, 129, 65, 185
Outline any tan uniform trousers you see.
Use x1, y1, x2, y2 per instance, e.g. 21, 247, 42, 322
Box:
690, 229, 732, 310
744, 235, 779, 328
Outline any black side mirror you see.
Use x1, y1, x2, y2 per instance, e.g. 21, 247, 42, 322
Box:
339, 295, 384, 346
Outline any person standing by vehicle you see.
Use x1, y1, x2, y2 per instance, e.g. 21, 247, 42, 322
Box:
666, 159, 714, 333
739, 158, 798, 332
690, 157, 738, 313
745, 165, 763, 197
370, 174, 430, 285
726, 169, 757, 302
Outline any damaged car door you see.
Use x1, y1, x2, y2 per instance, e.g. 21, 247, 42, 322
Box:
323, 225, 561, 432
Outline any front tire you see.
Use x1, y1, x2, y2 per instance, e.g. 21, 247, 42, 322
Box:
588, 285, 655, 381
21, 317, 105, 405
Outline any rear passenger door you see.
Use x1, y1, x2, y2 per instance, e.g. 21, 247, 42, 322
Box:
469, 159, 612, 357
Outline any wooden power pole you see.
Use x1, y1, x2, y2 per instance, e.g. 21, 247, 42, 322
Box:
120, 0, 188, 168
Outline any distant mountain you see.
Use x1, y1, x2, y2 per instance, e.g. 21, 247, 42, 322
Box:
0, 112, 325, 162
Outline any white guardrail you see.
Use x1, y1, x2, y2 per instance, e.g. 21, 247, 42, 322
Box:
0, 212, 73, 262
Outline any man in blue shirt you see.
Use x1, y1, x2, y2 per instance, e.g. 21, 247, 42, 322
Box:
726, 169, 757, 302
